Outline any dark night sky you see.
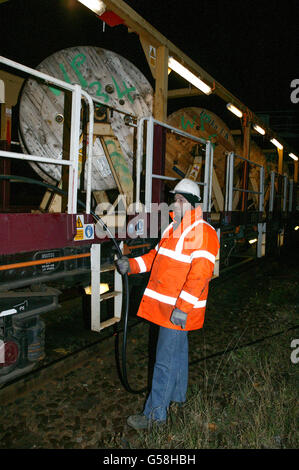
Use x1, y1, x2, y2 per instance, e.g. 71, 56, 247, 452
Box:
1, 0, 298, 149
125, 0, 299, 113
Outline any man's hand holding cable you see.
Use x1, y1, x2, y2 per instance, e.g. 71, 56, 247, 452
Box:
170, 307, 188, 329
115, 256, 130, 275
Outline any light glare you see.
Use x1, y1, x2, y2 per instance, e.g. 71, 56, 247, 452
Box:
270, 138, 283, 150
253, 124, 266, 135
84, 283, 109, 296
78, 0, 106, 15
226, 102, 243, 118
168, 57, 212, 95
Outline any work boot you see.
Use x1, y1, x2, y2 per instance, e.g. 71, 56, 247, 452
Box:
127, 414, 149, 430
127, 414, 166, 431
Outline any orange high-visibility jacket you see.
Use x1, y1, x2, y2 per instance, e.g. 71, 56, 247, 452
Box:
129, 205, 220, 331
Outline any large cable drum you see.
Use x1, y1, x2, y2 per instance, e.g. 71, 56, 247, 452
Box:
167, 108, 279, 212
18, 46, 153, 190
166, 107, 235, 191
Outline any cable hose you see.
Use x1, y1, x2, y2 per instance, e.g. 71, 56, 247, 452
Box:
0, 174, 147, 394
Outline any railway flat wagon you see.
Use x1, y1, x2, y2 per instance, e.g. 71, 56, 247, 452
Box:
0, 1, 298, 387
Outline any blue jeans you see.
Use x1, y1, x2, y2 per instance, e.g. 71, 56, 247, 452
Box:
143, 325, 189, 422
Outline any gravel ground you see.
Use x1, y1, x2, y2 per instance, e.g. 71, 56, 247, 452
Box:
0, 249, 298, 449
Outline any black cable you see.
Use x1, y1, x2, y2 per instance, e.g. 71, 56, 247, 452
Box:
0, 174, 147, 394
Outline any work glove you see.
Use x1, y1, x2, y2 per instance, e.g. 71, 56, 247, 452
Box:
114, 256, 130, 275
170, 307, 188, 329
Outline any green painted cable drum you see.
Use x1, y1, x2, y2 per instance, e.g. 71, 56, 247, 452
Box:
166, 107, 280, 211
18, 46, 153, 190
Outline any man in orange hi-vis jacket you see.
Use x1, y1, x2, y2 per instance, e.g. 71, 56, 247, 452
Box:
115, 178, 220, 430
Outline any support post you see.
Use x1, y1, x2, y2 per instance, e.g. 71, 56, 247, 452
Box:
289, 179, 293, 212
114, 242, 123, 320
154, 45, 169, 122
227, 152, 234, 212
282, 175, 288, 212
145, 117, 154, 212
278, 148, 283, 175
61, 91, 72, 213
67, 84, 81, 214
257, 222, 266, 258
0, 143, 10, 211
91, 243, 101, 332
269, 171, 275, 213
241, 114, 251, 211
0, 103, 12, 211
0, 104, 11, 144
259, 166, 265, 213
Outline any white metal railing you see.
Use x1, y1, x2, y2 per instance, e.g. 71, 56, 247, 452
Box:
0, 56, 95, 215
81, 90, 94, 215
225, 152, 264, 213
289, 179, 294, 212
283, 175, 288, 212
269, 171, 275, 213
269, 171, 292, 213
282, 174, 293, 213
136, 116, 213, 213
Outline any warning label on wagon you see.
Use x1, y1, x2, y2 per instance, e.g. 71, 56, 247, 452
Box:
76, 215, 84, 228
74, 215, 94, 241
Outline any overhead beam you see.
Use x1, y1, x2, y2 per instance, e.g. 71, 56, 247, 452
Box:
278, 148, 283, 175
231, 129, 265, 136
262, 149, 282, 154
168, 87, 204, 99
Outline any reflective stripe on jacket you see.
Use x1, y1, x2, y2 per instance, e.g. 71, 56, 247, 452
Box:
129, 205, 220, 331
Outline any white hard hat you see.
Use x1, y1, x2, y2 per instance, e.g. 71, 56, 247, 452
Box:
170, 178, 201, 201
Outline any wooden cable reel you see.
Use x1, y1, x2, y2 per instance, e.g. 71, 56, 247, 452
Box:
18, 46, 153, 202
166, 107, 235, 211
166, 107, 278, 212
